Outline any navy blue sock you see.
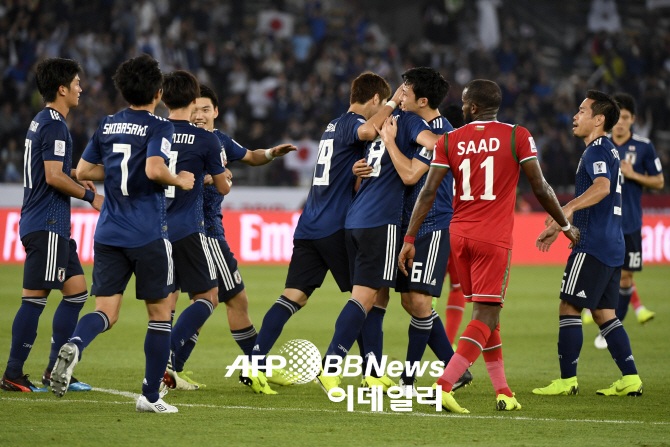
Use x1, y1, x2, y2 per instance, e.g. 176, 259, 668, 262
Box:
324, 299, 368, 372
427, 310, 455, 365
616, 286, 633, 322
173, 331, 199, 373
69, 311, 110, 359
143, 320, 171, 403
356, 332, 367, 374
5, 297, 47, 378
232, 325, 258, 357
252, 296, 301, 366
402, 314, 432, 383
360, 305, 385, 376
170, 310, 175, 326
171, 299, 214, 354
600, 318, 638, 376
47, 292, 87, 370
558, 315, 583, 379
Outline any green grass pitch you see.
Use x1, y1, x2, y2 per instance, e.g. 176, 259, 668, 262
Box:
0, 264, 668, 446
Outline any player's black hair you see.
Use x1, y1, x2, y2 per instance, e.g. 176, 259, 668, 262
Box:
402, 67, 450, 110
199, 84, 219, 110
350, 72, 391, 105
586, 89, 620, 133
464, 79, 502, 111
613, 92, 636, 116
36, 58, 82, 103
112, 54, 163, 107
162, 70, 200, 110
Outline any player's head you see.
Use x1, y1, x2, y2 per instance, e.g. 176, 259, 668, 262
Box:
192, 85, 219, 131
113, 53, 163, 107
612, 92, 636, 138
36, 58, 82, 107
162, 70, 200, 111
400, 67, 450, 113
440, 103, 465, 129
350, 72, 391, 118
573, 90, 620, 138
461, 80, 501, 124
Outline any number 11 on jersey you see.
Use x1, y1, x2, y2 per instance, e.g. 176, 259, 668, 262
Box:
458, 156, 496, 201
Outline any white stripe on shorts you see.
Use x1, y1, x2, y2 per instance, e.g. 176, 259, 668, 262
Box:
199, 233, 217, 281
383, 225, 397, 281
566, 253, 586, 296
163, 239, 174, 286
423, 230, 441, 283
208, 237, 235, 291
45, 232, 58, 282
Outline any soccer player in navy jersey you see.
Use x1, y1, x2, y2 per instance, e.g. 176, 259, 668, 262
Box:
534, 90, 643, 397
156, 71, 231, 391
315, 70, 449, 396
246, 72, 402, 394
586, 93, 664, 347
367, 67, 472, 394
165, 85, 296, 389
1, 57, 103, 393
51, 54, 195, 413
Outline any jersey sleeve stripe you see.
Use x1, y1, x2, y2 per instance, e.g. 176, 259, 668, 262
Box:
431, 163, 450, 168
519, 156, 537, 164
511, 124, 519, 163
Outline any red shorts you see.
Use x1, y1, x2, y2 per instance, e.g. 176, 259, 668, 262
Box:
446, 256, 460, 288
450, 234, 512, 306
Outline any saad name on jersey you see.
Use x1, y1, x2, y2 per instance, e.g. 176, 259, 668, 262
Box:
456, 138, 500, 155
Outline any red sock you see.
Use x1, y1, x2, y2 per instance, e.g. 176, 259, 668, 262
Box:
437, 319, 491, 392
630, 283, 642, 311
482, 324, 512, 397
445, 287, 465, 343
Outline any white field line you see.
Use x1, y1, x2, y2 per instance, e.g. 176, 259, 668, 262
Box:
2, 389, 668, 426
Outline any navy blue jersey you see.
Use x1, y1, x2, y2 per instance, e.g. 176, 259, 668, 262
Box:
20, 108, 74, 240
613, 134, 663, 234
572, 136, 624, 267
346, 110, 431, 230
204, 129, 248, 241
166, 120, 226, 243
294, 112, 367, 239
82, 109, 174, 248
401, 116, 454, 237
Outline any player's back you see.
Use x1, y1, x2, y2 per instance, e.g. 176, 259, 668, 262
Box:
346, 110, 429, 230
614, 133, 663, 234
166, 120, 225, 242
573, 136, 624, 267
20, 108, 73, 240
401, 115, 454, 236
437, 121, 537, 249
87, 108, 174, 248
294, 112, 367, 239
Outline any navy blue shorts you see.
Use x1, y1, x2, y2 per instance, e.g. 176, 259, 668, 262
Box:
172, 233, 218, 293
623, 230, 643, 272
395, 229, 450, 297
22, 231, 84, 290
346, 224, 401, 290
91, 238, 174, 300
205, 236, 245, 302
285, 229, 352, 297
559, 252, 621, 310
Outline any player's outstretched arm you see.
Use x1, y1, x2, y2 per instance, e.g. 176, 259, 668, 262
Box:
211, 171, 232, 196
374, 116, 429, 185
146, 155, 195, 191
560, 177, 610, 222
240, 144, 297, 166
521, 159, 579, 248
398, 165, 448, 276
45, 159, 103, 210
357, 85, 404, 141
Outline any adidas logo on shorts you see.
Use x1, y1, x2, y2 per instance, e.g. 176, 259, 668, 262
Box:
576, 290, 587, 298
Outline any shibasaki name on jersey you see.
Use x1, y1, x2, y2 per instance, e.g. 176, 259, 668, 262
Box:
102, 122, 148, 136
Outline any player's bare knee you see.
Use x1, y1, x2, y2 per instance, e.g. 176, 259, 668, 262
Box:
592, 308, 616, 325
375, 287, 390, 308
410, 293, 432, 318
283, 288, 309, 307
225, 290, 249, 312
559, 300, 582, 316
620, 270, 634, 289
472, 302, 501, 332
400, 293, 413, 314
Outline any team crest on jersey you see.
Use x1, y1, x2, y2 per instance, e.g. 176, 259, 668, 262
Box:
325, 123, 337, 133
54, 140, 65, 156
57, 267, 66, 282
475, 125, 485, 131
234, 270, 242, 284
628, 145, 636, 151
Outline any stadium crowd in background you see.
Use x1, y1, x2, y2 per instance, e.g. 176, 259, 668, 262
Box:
0, 0, 668, 190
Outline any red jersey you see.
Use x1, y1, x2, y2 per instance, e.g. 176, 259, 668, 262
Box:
431, 120, 537, 249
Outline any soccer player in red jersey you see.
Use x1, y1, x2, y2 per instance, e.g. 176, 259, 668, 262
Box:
398, 79, 580, 413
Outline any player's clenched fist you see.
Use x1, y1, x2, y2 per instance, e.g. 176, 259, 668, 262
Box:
177, 170, 195, 190
397, 242, 416, 276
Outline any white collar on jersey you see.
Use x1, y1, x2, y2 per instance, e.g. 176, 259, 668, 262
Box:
469, 120, 499, 124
